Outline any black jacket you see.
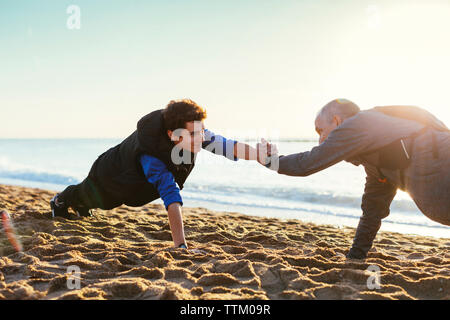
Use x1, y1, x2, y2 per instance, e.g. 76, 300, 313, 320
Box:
88, 109, 196, 207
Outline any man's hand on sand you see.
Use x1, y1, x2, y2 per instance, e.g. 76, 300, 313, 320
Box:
256, 138, 278, 166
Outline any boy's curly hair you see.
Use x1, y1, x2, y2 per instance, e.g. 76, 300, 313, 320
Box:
162, 99, 207, 131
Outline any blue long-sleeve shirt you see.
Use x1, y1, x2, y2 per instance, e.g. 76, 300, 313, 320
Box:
140, 129, 238, 209
202, 129, 238, 161
140, 155, 183, 210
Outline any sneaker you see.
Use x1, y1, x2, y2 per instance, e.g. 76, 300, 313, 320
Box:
73, 206, 93, 217
50, 194, 71, 219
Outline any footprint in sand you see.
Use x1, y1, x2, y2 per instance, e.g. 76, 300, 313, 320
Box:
406, 252, 425, 260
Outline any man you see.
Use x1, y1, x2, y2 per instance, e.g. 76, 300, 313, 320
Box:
50, 99, 270, 249
264, 99, 450, 259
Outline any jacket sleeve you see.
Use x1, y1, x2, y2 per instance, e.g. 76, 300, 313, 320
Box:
347, 167, 398, 259
275, 120, 376, 177
140, 155, 183, 210
202, 129, 238, 161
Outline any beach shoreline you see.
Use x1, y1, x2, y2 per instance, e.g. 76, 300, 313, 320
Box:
0, 184, 449, 300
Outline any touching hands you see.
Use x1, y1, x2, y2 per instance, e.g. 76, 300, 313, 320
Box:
256, 138, 278, 166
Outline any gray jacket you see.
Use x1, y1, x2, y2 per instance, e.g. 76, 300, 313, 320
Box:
273, 109, 450, 257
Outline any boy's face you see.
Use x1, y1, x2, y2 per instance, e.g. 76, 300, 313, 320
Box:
168, 120, 205, 153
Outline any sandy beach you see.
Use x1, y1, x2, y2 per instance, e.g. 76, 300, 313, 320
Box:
0, 184, 449, 300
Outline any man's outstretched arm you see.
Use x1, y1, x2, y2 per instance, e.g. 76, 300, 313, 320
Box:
264, 119, 377, 177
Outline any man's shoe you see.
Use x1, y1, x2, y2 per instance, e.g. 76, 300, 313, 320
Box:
73, 206, 93, 217
346, 247, 367, 260
50, 194, 71, 219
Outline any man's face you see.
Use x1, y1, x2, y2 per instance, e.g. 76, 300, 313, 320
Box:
169, 120, 205, 153
315, 114, 340, 145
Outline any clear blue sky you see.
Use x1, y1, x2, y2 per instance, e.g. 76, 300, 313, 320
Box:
1, 0, 449, 138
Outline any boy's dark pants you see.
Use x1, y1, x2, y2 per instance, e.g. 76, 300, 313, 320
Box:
58, 176, 123, 210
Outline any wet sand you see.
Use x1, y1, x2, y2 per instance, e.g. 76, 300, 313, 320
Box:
0, 184, 449, 300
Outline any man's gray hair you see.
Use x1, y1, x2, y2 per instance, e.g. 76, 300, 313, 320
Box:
317, 99, 360, 123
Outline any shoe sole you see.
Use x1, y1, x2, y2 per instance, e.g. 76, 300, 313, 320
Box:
50, 195, 57, 219
74, 208, 93, 218
50, 195, 70, 219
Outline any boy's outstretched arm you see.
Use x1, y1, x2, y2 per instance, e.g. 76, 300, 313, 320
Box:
233, 142, 257, 160
203, 130, 275, 164
167, 202, 187, 248
235, 139, 277, 165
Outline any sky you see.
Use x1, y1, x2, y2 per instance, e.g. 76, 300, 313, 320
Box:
1, 0, 450, 139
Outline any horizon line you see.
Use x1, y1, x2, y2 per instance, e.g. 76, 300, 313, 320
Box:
0, 137, 318, 142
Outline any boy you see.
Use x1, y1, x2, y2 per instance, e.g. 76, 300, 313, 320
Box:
50, 99, 272, 248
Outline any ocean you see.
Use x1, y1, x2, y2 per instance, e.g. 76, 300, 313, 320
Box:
0, 138, 449, 238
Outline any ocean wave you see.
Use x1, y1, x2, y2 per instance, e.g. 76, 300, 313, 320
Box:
183, 183, 419, 213
0, 159, 444, 230
0, 157, 80, 186
181, 191, 447, 230
0, 157, 418, 213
